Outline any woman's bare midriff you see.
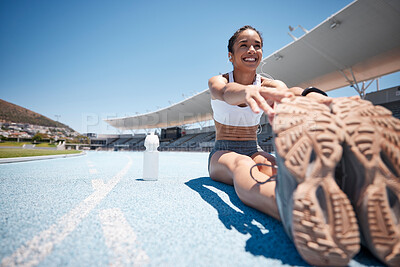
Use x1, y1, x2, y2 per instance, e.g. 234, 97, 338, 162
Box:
214, 121, 258, 141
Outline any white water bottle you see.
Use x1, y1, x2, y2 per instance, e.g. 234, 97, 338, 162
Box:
143, 132, 159, 180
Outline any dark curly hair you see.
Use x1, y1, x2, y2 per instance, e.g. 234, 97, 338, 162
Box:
228, 25, 263, 54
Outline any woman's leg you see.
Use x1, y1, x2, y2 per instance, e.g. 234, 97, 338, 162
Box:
209, 151, 280, 220
251, 151, 277, 177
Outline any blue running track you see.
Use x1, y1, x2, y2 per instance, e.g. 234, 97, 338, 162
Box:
0, 152, 384, 266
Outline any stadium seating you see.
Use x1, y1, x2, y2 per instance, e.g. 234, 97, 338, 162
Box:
91, 86, 399, 153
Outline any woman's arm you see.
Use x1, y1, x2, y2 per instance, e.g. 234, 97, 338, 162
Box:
209, 75, 293, 114
289, 85, 333, 104
262, 79, 305, 96
269, 79, 332, 105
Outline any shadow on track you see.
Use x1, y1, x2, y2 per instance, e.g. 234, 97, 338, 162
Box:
185, 176, 309, 266
185, 177, 384, 267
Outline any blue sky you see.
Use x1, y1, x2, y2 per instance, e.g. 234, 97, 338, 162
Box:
1, 0, 399, 134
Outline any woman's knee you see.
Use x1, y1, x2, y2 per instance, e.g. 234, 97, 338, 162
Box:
251, 152, 277, 176
252, 152, 276, 165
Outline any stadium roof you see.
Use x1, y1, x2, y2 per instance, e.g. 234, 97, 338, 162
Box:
105, 0, 400, 130
105, 90, 213, 130
257, 0, 400, 91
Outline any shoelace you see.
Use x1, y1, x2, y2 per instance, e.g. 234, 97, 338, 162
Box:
249, 163, 278, 184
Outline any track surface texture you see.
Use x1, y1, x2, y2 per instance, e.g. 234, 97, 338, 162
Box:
0, 151, 388, 266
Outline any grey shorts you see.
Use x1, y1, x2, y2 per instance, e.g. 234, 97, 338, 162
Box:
208, 140, 264, 171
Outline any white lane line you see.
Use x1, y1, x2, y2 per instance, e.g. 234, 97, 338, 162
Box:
1, 156, 133, 267
89, 168, 98, 174
91, 179, 105, 191
99, 208, 149, 267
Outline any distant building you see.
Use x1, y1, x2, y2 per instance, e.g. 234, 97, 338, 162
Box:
84, 133, 97, 138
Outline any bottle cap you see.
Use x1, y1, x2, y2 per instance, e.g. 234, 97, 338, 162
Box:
144, 132, 159, 151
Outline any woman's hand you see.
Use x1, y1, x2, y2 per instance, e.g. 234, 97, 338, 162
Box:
244, 85, 293, 115
306, 92, 333, 105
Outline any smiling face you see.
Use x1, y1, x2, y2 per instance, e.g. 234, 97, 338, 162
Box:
229, 29, 263, 71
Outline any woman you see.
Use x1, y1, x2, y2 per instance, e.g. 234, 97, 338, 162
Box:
208, 25, 291, 221
208, 25, 327, 220
208, 25, 400, 267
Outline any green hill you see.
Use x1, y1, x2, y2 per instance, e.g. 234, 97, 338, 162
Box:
0, 99, 75, 132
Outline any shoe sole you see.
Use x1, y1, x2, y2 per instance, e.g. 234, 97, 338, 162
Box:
332, 98, 400, 267
273, 97, 360, 266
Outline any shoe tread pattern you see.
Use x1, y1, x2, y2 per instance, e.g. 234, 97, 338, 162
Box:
274, 98, 343, 181
273, 97, 360, 266
332, 98, 400, 267
293, 184, 359, 266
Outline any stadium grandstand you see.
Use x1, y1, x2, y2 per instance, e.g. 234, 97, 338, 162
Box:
88, 85, 399, 152
97, 0, 399, 152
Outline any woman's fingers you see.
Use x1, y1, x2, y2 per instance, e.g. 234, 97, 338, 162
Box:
260, 87, 294, 102
349, 95, 361, 101
246, 92, 276, 115
246, 97, 261, 113
245, 85, 293, 114
317, 96, 333, 105
255, 95, 275, 115
255, 95, 271, 111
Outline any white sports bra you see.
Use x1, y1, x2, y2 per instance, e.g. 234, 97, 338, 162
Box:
211, 71, 263, 127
